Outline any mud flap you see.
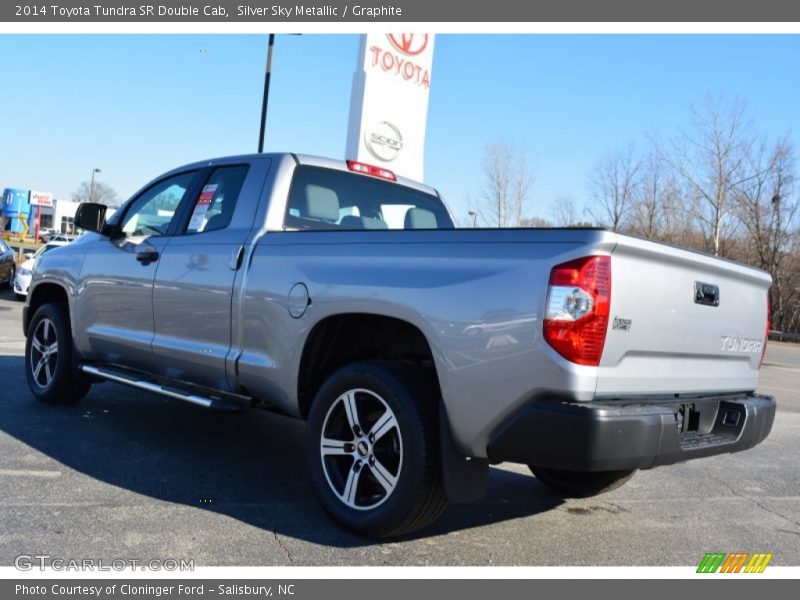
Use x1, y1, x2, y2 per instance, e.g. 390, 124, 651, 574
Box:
440, 401, 489, 504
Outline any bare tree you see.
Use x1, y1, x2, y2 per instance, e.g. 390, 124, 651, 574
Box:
627, 151, 666, 238
478, 139, 533, 227
550, 194, 582, 227
658, 94, 751, 255
72, 180, 120, 207
734, 136, 799, 332
587, 144, 641, 231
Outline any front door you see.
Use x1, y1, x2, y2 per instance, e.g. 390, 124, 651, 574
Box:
73, 170, 199, 373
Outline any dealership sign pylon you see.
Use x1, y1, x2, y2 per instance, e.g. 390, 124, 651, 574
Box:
345, 33, 435, 182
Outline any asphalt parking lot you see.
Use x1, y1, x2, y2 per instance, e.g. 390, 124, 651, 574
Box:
1, 287, 798, 566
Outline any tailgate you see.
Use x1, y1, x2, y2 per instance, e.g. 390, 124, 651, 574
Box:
597, 234, 771, 397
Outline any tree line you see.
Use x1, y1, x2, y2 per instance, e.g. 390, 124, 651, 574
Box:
473, 94, 799, 335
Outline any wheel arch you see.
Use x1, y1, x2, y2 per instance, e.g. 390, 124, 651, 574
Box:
25, 282, 71, 336
296, 312, 442, 420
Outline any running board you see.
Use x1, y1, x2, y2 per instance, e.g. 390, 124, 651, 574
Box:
80, 364, 249, 412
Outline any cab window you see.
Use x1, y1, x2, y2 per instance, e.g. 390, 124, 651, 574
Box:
184, 165, 249, 234
119, 172, 196, 238
284, 166, 453, 231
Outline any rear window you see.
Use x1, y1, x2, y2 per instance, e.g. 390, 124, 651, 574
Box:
284, 166, 453, 231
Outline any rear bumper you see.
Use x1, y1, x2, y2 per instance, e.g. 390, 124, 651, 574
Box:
486, 393, 776, 471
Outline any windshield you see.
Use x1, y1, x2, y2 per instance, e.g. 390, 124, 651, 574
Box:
284, 166, 453, 231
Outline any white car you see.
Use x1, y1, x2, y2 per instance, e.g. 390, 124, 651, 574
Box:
14, 241, 69, 300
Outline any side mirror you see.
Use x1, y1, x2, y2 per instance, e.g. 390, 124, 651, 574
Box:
74, 202, 108, 234
24, 252, 35, 259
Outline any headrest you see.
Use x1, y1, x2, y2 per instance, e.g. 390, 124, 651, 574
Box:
301, 184, 339, 222
404, 207, 437, 229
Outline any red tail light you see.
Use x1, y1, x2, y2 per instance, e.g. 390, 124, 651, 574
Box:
543, 255, 611, 366
759, 293, 770, 369
346, 160, 397, 181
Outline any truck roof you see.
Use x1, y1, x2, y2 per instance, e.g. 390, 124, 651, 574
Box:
174, 152, 441, 198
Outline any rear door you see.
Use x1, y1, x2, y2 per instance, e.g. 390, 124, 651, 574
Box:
74, 170, 200, 373
598, 235, 771, 396
150, 158, 270, 391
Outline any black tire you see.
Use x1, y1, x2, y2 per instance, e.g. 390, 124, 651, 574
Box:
16, 294, 26, 301
530, 466, 635, 498
25, 302, 91, 405
305, 361, 447, 538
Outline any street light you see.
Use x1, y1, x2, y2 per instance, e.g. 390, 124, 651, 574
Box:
257, 34, 301, 153
257, 34, 276, 153
88, 168, 101, 203
468, 211, 478, 228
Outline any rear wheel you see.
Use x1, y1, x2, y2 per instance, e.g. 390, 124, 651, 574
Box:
25, 302, 91, 404
530, 466, 635, 498
305, 361, 447, 538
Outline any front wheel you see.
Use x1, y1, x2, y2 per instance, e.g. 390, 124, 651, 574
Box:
305, 361, 447, 538
530, 466, 635, 498
25, 302, 91, 404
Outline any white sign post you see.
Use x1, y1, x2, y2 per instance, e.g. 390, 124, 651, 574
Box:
345, 33, 435, 182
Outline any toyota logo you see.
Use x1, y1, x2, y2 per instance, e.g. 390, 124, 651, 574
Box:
387, 34, 429, 56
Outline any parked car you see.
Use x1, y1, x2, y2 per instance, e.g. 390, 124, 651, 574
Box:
39, 228, 59, 243
47, 233, 77, 243
0, 239, 17, 289
13, 241, 69, 299
22, 153, 776, 537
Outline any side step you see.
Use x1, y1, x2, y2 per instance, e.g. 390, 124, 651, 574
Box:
80, 364, 249, 412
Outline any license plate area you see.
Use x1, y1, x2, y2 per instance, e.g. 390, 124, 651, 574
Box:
675, 400, 747, 450
675, 402, 718, 435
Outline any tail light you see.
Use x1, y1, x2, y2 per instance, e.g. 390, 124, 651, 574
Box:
759, 293, 770, 369
346, 160, 397, 181
543, 255, 611, 366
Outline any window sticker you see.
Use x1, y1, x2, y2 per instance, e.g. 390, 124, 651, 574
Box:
188, 184, 218, 231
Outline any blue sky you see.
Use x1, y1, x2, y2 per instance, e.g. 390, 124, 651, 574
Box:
1, 34, 798, 224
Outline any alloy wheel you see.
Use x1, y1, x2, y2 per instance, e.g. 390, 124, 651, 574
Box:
319, 388, 403, 510
29, 317, 58, 389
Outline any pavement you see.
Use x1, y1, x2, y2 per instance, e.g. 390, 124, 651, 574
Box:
0, 287, 798, 566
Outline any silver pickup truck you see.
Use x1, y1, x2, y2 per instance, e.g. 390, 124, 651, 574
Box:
23, 153, 776, 537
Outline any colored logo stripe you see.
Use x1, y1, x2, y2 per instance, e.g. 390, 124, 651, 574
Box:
697, 552, 773, 573
720, 552, 749, 573
744, 553, 773, 573
697, 553, 726, 573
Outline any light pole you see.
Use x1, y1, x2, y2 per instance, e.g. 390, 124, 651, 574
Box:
88, 168, 101, 203
257, 34, 276, 153
468, 211, 478, 228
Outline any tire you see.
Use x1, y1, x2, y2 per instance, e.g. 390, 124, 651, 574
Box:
530, 466, 635, 498
305, 361, 447, 538
25, 302, 91, 405
16, 294, 26, 301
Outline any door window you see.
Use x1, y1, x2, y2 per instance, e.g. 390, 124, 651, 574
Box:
184, 165, 249, 234
120, 172, 196, 238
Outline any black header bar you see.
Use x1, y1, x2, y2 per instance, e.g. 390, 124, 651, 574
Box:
4, 0, 800, 22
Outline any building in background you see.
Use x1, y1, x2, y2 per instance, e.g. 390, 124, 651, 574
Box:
1, 188, 115, 238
